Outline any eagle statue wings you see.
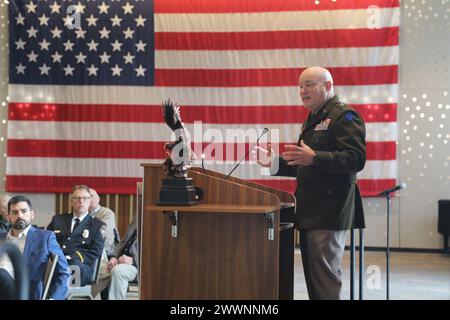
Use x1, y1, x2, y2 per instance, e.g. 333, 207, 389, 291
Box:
162, 98, 192, 178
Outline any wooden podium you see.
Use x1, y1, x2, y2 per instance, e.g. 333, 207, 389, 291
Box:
139, 164, 295, 300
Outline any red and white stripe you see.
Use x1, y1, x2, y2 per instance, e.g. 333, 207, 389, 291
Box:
7, 0, 400, 196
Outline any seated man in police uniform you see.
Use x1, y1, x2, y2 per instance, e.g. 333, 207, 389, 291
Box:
47, 185, 105, 286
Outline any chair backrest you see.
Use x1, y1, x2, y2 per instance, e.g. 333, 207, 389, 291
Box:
42, 253, 58, 300
89, 256, 102, 285
66, 255, 103, 300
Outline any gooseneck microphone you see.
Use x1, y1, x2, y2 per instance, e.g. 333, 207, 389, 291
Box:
378, 183, 407, 196
201, 154, 207, 175
225, 128, 269, 180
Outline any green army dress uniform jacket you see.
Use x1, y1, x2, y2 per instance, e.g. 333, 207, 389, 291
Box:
273, 95, 366, 230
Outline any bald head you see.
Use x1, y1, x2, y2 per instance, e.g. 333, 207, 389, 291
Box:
299, 66, 335, 112
301, 66, 333, 83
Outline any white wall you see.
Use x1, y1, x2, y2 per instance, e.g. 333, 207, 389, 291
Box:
396, 0, 450, 249
359, 0, 450, 249
1, 1, 449, 248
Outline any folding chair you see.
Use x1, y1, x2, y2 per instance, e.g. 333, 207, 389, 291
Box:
66, 257, 101, 300
42, 253, 58, 300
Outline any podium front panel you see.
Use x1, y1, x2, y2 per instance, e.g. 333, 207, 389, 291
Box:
139, 164, 282, 300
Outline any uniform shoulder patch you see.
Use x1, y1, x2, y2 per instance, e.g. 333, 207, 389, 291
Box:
344, 112, 356, 121
100, 225, 106, 238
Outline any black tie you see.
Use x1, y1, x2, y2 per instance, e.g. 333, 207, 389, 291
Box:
308, 112, 320, 126
72, 218, 80, 233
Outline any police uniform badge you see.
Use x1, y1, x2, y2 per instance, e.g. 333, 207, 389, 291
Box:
82, 229, 89, 238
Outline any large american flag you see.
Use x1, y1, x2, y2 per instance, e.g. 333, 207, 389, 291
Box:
7, 0, 399, 196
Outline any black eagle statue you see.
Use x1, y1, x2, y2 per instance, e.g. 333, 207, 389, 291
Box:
163, 98, 183, 131
161, 98, 192, 178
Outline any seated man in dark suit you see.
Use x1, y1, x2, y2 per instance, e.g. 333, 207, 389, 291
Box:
47, 185, 105, 287
0, 195, 71, 300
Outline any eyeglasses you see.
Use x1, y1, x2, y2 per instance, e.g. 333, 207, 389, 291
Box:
71, 196, 91, 202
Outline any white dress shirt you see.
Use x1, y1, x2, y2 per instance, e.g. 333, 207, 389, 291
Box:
71, 211, 89, 233
0, 224, 32, 278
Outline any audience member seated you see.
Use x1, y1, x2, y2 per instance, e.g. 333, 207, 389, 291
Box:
88, 188, 120, 298
89, 188, 119, 256
0, 195, 71, 300
106, 218, 138, 300
47, 185, 105, 287
0, 194, 11, 233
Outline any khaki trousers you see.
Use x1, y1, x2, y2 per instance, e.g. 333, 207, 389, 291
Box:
300, 229, 347, 300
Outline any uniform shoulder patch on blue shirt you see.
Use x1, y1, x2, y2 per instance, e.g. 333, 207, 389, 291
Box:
345, 112, 356, 121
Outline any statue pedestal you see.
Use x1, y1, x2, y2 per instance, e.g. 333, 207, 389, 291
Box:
157, 178, 199, 205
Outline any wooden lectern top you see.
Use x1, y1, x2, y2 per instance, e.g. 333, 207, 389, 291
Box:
146, 203, 279, 214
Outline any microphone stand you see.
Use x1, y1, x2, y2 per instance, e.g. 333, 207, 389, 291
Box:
349, 228, 365, 300
384, 191, 392, 300
201, 155, 207, 175
379, 184, 405, 300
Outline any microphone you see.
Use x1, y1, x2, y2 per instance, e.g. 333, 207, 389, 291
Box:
378, 183, 407, 196
201, 154, 208, 175
225, 128, 269, 180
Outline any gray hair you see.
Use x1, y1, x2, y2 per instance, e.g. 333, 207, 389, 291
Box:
0, 193, 11, 203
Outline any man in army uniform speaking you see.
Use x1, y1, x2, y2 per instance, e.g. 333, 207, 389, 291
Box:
47, 185, 105, 286
257, 66, 366, 300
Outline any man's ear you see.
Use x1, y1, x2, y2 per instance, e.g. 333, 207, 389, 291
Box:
30, 209, 35, 221
325, 80, 332, 91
